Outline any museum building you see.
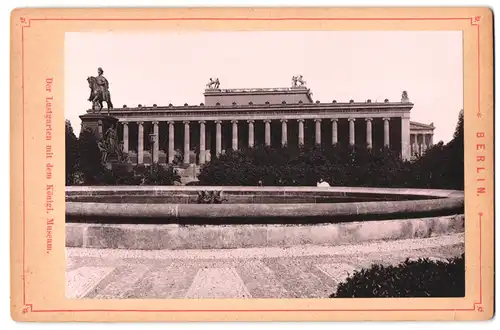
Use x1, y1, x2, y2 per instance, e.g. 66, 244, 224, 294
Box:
97, 83, 435, 165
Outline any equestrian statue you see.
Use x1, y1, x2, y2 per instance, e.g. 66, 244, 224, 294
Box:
87, 67, 114, 115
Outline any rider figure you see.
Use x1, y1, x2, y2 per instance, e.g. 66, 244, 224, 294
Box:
95, 67, 109, 98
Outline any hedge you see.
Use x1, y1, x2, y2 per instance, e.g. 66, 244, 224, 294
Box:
330, 254, 465, 298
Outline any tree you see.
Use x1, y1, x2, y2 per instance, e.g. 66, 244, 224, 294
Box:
142, 163, 181, 185
411, 110, 464, 190
446, 110, 464, 189
65, 120, 79, 185
78, 127, 106, 185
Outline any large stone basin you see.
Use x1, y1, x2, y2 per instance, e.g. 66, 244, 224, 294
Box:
65, 186, 464, 250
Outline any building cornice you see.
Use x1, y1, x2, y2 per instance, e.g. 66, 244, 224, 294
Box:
410, 121, 435, 130
103, 101, 414, 115
101, 106, 413, 123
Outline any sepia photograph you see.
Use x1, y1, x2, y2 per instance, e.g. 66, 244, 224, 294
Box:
64, 30, 466, 300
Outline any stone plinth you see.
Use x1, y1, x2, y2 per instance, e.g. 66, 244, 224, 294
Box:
111, 162, 134, 174
128, 151, 138, 165
158, 151, 167, 164
79, 113, 119, 140
143, 151, 152, 165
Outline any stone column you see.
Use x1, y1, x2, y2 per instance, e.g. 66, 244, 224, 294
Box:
199, 121, 206, 165
383, 117, 390, 147
152, 121, 159, 163
348, 118, 356, 146
410, 134, 414, 155
215, 120, 222, 156
331, 118, 338, 145
315, 119, 322, 145
247, 120, 254, 147
417, 134, 422, 156
297, 119, 304, 146
137, 121, 144, 164
168, 121, 174, 164
401, 116, 411, 160
122, 121, 129, 153
231, 120, 238, 150
264, 119, 271, 146
421, 134, 427, 154
365, 118, 373, 149
183, 121, 190, 165
281, 119, 288, 146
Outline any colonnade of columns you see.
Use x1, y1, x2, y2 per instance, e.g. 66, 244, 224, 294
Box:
121, 117, 399, 165
410, 133, 433, 158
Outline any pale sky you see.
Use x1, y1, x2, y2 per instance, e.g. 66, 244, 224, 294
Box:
65, 31, 463, 143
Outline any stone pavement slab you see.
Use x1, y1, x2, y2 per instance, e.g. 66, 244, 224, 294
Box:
66, 233, 464, 299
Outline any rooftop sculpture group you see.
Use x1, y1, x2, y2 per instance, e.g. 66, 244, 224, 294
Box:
206, 77, 221, 89
87, 67, 114, 115
291, 75, 306, 88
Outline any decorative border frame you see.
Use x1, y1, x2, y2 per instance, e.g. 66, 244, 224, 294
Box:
17, 14, 485, 315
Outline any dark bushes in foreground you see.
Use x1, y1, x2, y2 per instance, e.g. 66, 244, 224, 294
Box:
330, 254, 465, 298
90, 163, 180, 186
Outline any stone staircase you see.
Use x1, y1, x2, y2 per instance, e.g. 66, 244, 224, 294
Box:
179, 164, 200, 185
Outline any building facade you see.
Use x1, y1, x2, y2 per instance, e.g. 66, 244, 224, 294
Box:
98, 83, 434, 165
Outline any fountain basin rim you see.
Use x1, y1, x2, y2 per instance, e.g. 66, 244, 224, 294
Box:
66, 186, 464, 199
66, 196, 464, 220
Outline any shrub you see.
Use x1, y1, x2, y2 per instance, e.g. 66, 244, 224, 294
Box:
330, 254, 465, 298
141, 163, 180, 185
93, 163, 180, 186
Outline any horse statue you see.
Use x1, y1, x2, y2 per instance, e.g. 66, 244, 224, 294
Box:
87, 75, 114, 115
206, 77, 220, 89
296, 75, 306, 87
292, 75, 306, 87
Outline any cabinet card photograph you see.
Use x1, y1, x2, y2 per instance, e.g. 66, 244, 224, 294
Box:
10, 7, 494, 322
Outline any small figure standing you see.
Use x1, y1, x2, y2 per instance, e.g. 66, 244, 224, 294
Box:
97, 140, 108, 164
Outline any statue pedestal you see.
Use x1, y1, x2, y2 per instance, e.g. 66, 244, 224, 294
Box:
111, 162, 134, 174
79, 113, 119, 140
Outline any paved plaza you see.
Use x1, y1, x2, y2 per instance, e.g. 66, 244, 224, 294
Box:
66, 233, 464, 299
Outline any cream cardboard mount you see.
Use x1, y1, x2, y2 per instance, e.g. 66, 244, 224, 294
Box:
9, 7, 494, 322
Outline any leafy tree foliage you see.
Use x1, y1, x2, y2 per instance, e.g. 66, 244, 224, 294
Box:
142, 163, 181, 185
98, 163, 180, 186
410, 110, 464, 190
76, 127, 106, 185
198, 143, 414, 187
65, 120, 79, 185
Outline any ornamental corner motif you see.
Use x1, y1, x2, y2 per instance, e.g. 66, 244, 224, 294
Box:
22, 304, 32, 314
19, 16, 31, 27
